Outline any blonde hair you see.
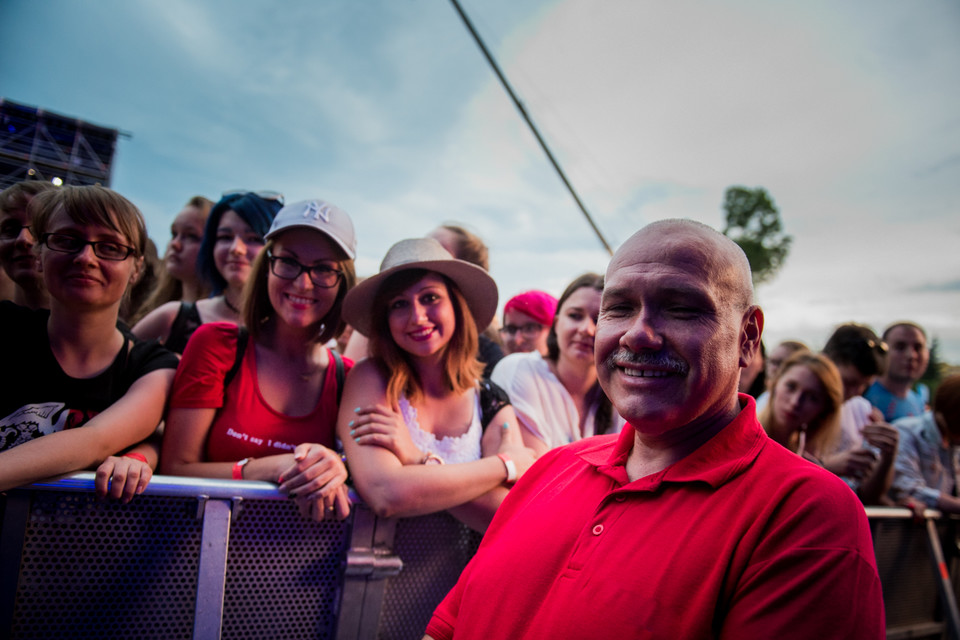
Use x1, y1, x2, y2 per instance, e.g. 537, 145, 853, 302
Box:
368, 269, 483, 407
132, 196, 213, 322
759, 351, 844, 458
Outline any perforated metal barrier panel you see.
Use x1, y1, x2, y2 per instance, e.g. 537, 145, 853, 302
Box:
2, 477, 959, 640
376, 513, 482, 640
8, 492, 202, 640
222, 499, 350, 640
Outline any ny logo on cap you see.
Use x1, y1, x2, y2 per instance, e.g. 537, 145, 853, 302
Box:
303, 201, 332, 223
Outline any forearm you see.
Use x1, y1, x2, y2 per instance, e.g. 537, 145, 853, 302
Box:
857, 456, 895, 505
446, 486, 510, 533
937, 493, 960, 515
0, 426, 138, 491
122, 439, 161, 470
162, 453, 294, 483
356, 455, 510, 519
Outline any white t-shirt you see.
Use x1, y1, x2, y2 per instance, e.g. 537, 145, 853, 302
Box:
491, 351, 624, 451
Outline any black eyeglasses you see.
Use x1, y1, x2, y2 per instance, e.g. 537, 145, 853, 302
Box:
267, 252, 342, 288
221, 190, 285, 205
0, 222, 31, 241
41, 233, 136, 261
500, 323, 547, 338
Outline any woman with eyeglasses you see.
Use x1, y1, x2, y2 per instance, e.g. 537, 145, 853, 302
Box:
498, 290, 557, 356
0, 185, 178, 500
132, 191, 281, 353
0, 180, 59, 310
161, 200, 357, 521
491, 273, 624, 456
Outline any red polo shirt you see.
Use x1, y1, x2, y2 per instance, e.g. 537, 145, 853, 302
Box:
426, 396, 884, 639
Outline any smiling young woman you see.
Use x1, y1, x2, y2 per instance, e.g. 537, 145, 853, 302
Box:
0, 185, 179, 501
132, 192, 280, 354
337, 237, 536, 534
160, 199, 357, 522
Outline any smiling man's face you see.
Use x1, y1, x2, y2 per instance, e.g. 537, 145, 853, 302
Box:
596, 222, 762, 437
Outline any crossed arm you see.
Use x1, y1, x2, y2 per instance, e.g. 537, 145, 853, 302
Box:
338, 360, 535, 532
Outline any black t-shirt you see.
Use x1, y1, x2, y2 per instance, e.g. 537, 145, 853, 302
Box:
0, 301, 179, 451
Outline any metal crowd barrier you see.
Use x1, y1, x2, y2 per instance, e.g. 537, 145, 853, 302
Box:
0, 476, 958, 639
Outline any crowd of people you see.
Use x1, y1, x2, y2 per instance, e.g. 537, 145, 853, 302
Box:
3, 179, 956, 636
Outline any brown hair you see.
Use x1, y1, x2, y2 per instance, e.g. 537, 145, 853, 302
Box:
437, 224, 489, 271
30, 185, 147, 257
0, 180, 59, 216
882, 321, 927, 341
368, 269, 483, 407
241, 235, 356, 345
934, 375, 960, 439
546, 273, 604, 362
759, 351, 844, 457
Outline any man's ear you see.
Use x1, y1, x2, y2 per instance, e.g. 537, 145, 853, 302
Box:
739, 306, 764, 369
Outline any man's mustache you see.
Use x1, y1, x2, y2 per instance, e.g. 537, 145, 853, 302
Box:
603, 349, 688, 375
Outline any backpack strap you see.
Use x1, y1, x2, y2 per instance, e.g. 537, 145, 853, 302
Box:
223, 326, 249, 399
331, 349, 345, 405
478, 378, 511, 431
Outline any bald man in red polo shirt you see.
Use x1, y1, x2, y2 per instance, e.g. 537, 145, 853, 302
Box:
425, 219, 884, 639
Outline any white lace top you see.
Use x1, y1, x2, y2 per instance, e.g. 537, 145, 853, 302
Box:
398, 390, 483, 464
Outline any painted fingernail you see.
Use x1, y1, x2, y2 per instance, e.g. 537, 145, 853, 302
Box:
348, 420, 354, 427
349, 429, 355, 437
353, 407, 361, 413
278, 475, 285, 484
502, 422, 509, 430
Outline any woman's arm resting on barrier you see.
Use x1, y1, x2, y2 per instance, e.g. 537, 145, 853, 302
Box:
337, 361, 534, 520
0, 368, 174, 492
161, 406, 298, 482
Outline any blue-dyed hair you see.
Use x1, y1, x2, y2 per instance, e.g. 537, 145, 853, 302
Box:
196, 192, 282, 293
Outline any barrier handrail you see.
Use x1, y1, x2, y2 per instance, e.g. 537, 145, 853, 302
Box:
21, 471, 362, 502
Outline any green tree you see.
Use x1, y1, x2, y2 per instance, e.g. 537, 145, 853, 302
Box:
721, 186, 792, 285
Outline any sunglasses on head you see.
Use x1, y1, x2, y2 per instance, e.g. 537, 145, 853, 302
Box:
220, 190, 285, 205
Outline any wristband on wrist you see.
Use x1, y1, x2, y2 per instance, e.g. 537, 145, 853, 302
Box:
421, 451, 445, 465
233, 458, 251, 480
123, 452, 148, 464
497, 453, 517, 483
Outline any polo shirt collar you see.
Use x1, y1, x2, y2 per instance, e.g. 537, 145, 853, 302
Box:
584, 394, 766, 490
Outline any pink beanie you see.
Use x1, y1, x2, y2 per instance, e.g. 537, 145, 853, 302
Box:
503, 290, 558, 327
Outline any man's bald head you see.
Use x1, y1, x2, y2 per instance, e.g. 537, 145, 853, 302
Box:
616, 219, 755, 312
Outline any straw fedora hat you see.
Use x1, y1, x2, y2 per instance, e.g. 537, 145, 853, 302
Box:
343, 237, 498, 337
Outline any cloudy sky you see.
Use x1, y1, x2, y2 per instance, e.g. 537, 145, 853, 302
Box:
2, 0, 958, 361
